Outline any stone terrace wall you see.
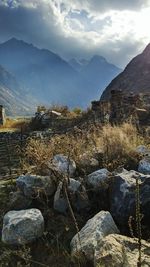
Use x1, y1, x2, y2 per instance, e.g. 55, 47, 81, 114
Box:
92, 90, 150, 125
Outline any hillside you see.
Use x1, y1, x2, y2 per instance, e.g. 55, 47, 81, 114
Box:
0, 65, 35, 115
101, 43, 150, 99
0, 38, 121, 108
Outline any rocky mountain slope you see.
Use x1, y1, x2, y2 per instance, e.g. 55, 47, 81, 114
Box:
0, 65, 35, 115
101, 43, 150, 99
0, 38, 121, 109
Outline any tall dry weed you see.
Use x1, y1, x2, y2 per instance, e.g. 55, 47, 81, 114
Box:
24, 123, 144, 173
100, 123, 143, 169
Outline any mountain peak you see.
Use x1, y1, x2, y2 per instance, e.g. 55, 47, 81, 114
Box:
143, 43, 150, 56
91, 55, 107, 64
2, 37, 34, 48
101, 42, 150, 100
5, 37, 22, 44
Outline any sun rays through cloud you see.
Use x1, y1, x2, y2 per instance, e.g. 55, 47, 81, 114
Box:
0, 0, 150, 67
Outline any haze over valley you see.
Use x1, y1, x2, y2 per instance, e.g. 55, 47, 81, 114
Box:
0, 38, 121, 115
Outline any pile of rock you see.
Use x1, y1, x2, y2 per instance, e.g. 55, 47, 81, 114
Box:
1, 148, 150, 266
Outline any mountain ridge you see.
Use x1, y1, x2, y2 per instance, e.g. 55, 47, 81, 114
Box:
0, 38, 121, 112
101, 43, 150, 100
0, 65, 35, 115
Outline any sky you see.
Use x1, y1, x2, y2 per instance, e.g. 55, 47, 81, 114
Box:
0, 0, 150, 68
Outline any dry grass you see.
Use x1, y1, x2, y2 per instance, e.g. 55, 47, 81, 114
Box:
100, 123, 143, 169
23, 122, 144, 173
0, 118, 30, 132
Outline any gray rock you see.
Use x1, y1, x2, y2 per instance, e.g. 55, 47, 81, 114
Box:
70, 211, 119, 261
54, 178, 90, 213
138, 157, 150, 174
87, 168, 110, 191
16, 174, 56, 198
79, 153, 100, 173
95, 234, 150, 267
68, 178, 81, 192
2, 209, 44, 245
110, 169, 150, 230
69, 178, 90, 211
53, 154, 76, 176
135, 145, 150, 155
53, 182, 68, 213
9, 191, 32, 210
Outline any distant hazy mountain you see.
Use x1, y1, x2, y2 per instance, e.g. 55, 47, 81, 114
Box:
101, 44, 150, 100
0, 65, 35, 115
68, 58, 89, 71
80, 55, 122, 99
0, 38, 121, 110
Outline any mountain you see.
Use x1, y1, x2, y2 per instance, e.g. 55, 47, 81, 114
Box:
0, 65, 35, 115
69, 55, 121, 100
68, 58, 89, 71
80, 55, 122, 99
0, 38, 121, 109
101, 44, 150, 100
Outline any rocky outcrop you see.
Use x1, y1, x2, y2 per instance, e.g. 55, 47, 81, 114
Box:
95, 234, 150, 267
70, 211, 119, 261
2, 209, 44, 245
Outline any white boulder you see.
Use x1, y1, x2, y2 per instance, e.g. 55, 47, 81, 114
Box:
53, 154, 76, 176
2, 209, 44, 245
95, 234, 150, 267
70, 211, 119, 260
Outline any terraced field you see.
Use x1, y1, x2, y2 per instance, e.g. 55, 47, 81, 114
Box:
0, 132, 26, 180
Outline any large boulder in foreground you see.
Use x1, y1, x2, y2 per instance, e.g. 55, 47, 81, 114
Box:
70, 211, 119, 261
95, 234, 150, 267
110, 168, 150, 231
2, 209, 44, 245
52, 154, 76, 176
16, 174, 56, 198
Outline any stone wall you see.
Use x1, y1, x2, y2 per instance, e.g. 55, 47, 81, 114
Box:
92, 90, 150, 125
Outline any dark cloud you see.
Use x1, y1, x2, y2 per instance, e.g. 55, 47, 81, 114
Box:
0, 0, 149, 68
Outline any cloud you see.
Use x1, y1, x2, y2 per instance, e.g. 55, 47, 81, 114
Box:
0, 0, 150, 68
68, 0, 150, 13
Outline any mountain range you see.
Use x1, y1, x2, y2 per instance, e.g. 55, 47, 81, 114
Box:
101, 43, 150, 99
0, 38, 121, 115
0, 65, 35, 116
